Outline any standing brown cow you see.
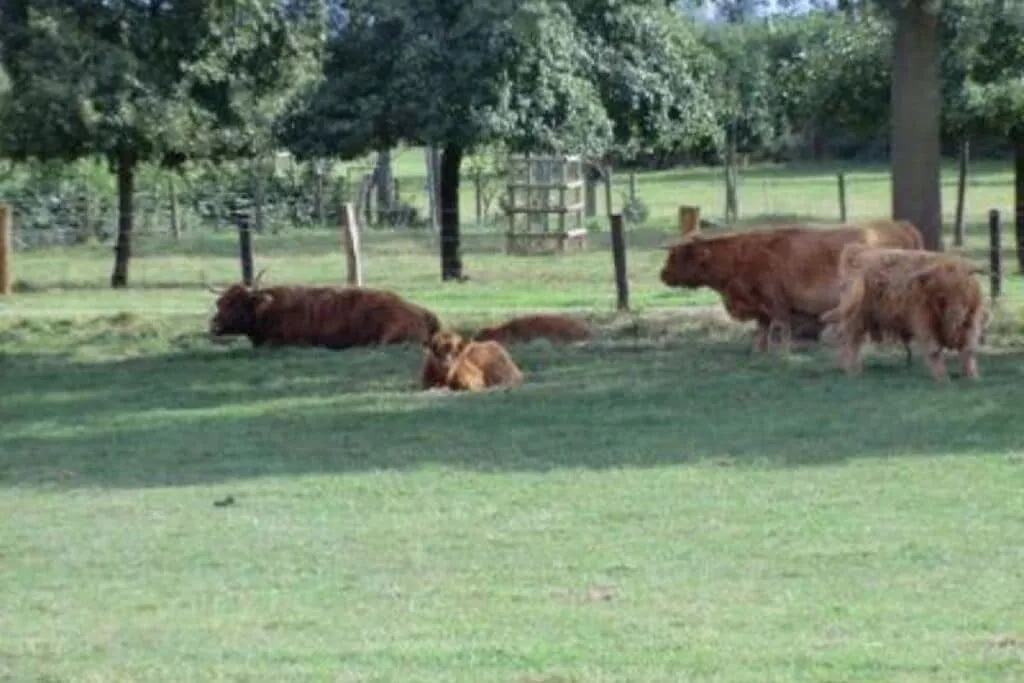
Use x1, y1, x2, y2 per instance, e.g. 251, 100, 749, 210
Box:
658, 219, 924, 353
207, 273, 440, 349
821, 244, 988, 381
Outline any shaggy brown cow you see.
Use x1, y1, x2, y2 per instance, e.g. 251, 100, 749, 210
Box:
208, 275, 440, 349
421, 331, 524, 392
659, 219, 924, 352
473, 314, 592, 345
820, 244, 988, 381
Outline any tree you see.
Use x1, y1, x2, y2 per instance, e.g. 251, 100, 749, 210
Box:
888, 0, 943, 250
955, 2, 1024, 269
571, 0, 722, 163
0, 0, 324, 287
286, 0, 721, 281
798, 12, 892, 143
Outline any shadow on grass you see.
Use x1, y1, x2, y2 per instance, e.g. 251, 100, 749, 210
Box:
3, 319, 1024, 490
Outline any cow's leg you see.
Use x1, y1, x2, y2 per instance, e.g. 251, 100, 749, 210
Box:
925, 347, 948, 382
766, 309, 793, 356
752, 319, 771, 354
839, 326, 866, 375
766, 319, 792, 355
960, 349, 979, 379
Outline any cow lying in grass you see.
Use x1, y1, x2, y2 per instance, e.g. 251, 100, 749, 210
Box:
820, 244, 989, 381
658, 219, 924, 353
208, 272, 440, 349
421, 331, 524, 392
473, 314, 591, 345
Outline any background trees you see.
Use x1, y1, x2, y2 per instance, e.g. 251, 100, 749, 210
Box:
2, 0, 1023, 284
0, 0, 325, 286
282, 0, 719, 280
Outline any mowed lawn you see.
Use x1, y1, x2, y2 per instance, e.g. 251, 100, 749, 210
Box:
2, 161, 1024, 682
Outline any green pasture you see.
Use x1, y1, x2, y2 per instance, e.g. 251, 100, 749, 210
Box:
2, 161, 1024, 682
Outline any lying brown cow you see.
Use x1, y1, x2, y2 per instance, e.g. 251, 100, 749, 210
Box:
208, 275, 440, 349
659, 219, 924, 352
473, 314, 591, 345
421, 331, 524, 392
821, 244, 988, 381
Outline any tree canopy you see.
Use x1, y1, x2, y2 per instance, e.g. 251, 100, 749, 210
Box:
281, 0, 722, 279
0, 0, 325, 285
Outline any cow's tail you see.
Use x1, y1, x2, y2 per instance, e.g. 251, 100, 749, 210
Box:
821, 274, 866, 338
838, 242, 872, 278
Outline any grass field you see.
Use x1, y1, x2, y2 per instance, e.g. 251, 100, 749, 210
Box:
2, 161, 1024, 682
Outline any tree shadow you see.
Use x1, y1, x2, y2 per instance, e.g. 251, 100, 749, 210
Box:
3, 329, 1024, 491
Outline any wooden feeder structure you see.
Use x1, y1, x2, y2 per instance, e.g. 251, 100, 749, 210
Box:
503, 154, 587, 255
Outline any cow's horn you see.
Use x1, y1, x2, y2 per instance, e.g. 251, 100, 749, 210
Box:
251, 267, 269, 289
200, 272, 223, 295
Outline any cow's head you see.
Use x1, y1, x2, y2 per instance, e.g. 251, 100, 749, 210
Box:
423, 330, 469, 370
659, 236, 714, 288
207, 269, 272, 337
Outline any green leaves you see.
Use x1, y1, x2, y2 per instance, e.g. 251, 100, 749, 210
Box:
947, 0, 1024, 138
280, 0, 721, 162
0, 0, 326, 165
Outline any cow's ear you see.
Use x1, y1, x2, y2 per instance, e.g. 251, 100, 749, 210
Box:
253, 291, 275, 314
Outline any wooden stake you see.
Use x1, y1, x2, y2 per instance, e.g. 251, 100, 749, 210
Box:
341, 202, 363, 287
678, 205, 701, 236
235, 210, 254, 286
837, 171, 847, 223
0, 204, 11, 295
609, 213, 629, 312
989, 209, 1002, 301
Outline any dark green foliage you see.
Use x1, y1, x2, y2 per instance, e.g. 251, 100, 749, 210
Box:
0, 0, 325, 286
953, 2, 1024, 139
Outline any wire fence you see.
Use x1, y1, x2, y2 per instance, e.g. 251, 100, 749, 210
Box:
1, 160, 1022, 313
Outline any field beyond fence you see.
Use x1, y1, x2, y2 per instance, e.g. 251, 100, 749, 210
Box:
2, 153, 1024, 315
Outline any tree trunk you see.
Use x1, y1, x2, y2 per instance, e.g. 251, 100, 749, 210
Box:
1014, 135, 1024, 274
168, 175, 180, 241
313, 159, 325, 227
254, 157, 266, 234
110, 150, 137, 288
439, 143, 465, 281
375, 148, 395, 225
953, 138, 969, 247
425, 147, 440, 232
890, 0, 943, 251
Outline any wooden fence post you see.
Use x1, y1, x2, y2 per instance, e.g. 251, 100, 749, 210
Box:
584, 167, 598, 218
474, 171, 484, 227
989, 209, 1002, 302
341, 202, 363, 287
0, 205, 11, 295
234, 207, 254, 286
678, 205, 701, 236
603, 165, 614, 216
837, 171, 847, 223
609, 213, 629, 312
